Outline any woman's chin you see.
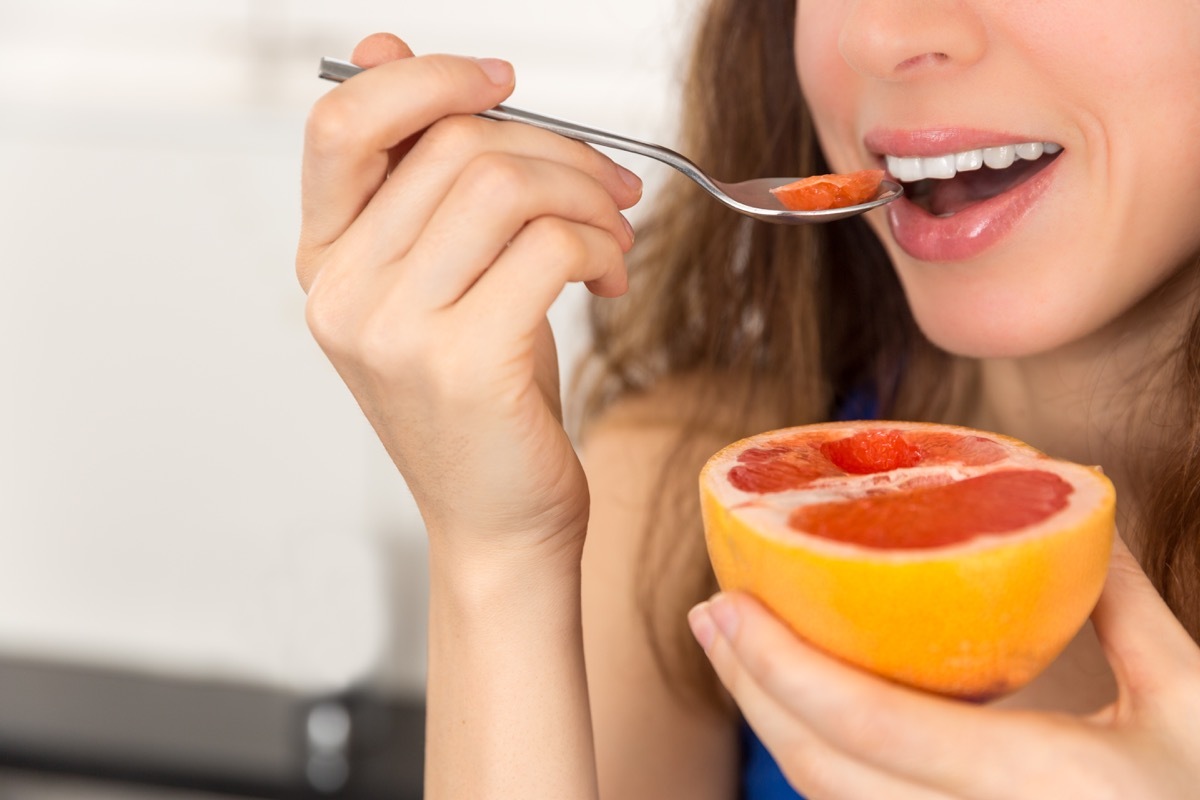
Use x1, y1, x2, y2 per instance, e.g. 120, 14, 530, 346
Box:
911, 307, 1079, 361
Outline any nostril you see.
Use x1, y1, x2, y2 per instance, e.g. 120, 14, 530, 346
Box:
836, 0, 987, 81
896, 52, 951, 72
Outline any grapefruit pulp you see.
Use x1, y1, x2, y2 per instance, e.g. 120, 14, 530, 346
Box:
769, 169, 885, 211
699, 421, 1115, 700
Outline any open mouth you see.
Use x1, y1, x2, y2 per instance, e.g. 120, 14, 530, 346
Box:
884, 142, 1063, 217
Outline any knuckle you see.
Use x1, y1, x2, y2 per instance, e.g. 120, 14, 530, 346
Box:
462, 152, 529, 203
565, 135, 600, 165
418, 54, 470, 96
827, 702, 890, 754
304, 285, 346, 352
421, 114, 487, 160
544, 132, 596, 169
306, 91, 365, 155
556, 134, 613, 179
735, 632, 794, 697
356, 306, 417, 373
526, 217, 587, 266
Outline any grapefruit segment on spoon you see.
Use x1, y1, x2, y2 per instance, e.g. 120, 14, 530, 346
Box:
769, 169, 886, 211
699, 421, 1115, 700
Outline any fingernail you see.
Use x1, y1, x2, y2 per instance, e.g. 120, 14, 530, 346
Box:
474, 58, 514, 86
616, 164, 643, 193
708, 593, 741, 640
620, 214, 635, 248
688, 602, 716, 651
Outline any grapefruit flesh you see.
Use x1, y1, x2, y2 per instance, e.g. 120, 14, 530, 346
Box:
699, 421, 1115, 700
769, 169, 886, 211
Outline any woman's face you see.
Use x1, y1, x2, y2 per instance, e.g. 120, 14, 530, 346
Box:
795, 1, 1200, 358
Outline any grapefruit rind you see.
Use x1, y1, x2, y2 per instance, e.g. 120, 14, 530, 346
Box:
698, 421, 1115, 700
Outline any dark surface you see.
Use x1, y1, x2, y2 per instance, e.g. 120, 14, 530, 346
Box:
0, 657, 424, 800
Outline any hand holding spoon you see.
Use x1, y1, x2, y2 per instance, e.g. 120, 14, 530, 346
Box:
318, 57, 901, 225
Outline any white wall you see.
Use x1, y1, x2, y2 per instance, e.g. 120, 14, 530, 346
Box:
0, 0, 694, 695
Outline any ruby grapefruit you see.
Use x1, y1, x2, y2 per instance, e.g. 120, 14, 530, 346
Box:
699, 421, 1115, 700
769, 169, 885, 211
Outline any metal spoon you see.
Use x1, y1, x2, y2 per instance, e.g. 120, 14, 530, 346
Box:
318, 57, 901, 224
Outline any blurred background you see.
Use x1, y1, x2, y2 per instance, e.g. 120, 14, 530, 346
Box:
0, 1, 693, 797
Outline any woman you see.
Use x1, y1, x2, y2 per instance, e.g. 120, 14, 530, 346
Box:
295, 1, 1200, 797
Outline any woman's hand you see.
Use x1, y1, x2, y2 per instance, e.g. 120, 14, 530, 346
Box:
297, 34, 641, 559
688, 536, 1200, 799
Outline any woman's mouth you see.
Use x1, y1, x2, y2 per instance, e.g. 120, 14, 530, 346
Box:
886, 142, 1062, 217
865, 129, 1067, 262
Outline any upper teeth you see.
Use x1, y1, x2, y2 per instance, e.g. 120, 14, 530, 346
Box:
886, 142, 1062, 182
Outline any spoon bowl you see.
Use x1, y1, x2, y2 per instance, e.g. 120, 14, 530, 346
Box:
318, 57, 902, 224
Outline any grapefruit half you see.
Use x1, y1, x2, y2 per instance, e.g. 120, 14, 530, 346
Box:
769, 169, 885, 211
698, 421, 1115, 700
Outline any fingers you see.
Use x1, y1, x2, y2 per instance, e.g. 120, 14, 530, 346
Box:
298, 44, 643, 300
698, 618, 958, 800
299, 52, 517, 284
403, 153, 632, 308
1092, 534, 1200, 698
457, 217, 627, 337
690, 593, 1047, 799
347, 114, 641, 264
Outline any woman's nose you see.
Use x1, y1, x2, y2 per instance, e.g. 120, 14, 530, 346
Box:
838, 0, 987, 81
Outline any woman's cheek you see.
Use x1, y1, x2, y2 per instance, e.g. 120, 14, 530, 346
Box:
795, 21, 862, 174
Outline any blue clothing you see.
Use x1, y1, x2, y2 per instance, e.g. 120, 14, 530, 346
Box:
741, 722, 804, 799
740, 387, 879, 799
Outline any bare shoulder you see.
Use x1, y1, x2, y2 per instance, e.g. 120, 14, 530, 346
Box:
582, 378, 714, 480
580, 370, 781, 463
581, 369, 774, 436
577, 373, 747, 800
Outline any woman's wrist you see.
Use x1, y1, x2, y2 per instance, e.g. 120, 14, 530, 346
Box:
426, 523, 587, 611
424, 523, 599, 799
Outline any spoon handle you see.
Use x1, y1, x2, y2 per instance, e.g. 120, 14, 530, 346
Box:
317, 57, 712, 188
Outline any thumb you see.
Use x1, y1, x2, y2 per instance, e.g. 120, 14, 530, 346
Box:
1091, 533, 1200, 695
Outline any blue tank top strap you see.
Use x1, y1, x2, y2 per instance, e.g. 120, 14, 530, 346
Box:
833, 384, 880, 421
740, 721, 807, 799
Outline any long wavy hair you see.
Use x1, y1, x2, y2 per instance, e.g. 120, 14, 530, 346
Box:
578, 0, 1199, 705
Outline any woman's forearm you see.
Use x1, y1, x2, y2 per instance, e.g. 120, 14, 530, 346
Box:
424, 539, 599, 800
295, 29, 637, 800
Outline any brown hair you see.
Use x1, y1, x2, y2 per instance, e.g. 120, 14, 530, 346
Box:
579, 0, 1198, 705
1138, 289, 1200, 637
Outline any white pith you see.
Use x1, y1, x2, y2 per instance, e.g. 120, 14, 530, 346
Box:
885, 142, 1063, 183
701, 422, 1112, 562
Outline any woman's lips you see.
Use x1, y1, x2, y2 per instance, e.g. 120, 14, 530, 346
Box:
864, 127, 1064, 262
884, 151, 1062, 263
864, 127, 1043, 157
